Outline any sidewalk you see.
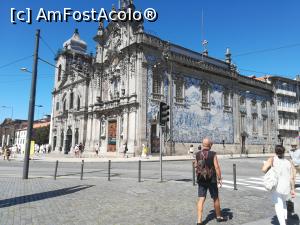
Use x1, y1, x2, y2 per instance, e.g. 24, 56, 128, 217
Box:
242, 196, 300, 225
11, 153, 274, 163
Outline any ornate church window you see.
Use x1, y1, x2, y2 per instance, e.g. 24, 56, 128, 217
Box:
241, 114, 246, 132
153, 73, 162, 100
69, 92, 74, 109
240, 96, 245, 105
60, 130, 64, 149
261, 101, 267, 109
252, 114, 258, 133
58, 65, 62, 81
77, 96, 80, 111
63, 100, 66, 112
56, 102, 59, 111
175, 79, 184, 103
263, 116, 268, 134
223, 90, 232, 111
201, 81, 210, 109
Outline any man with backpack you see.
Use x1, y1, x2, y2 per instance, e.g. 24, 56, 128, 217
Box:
194, 138, 226, 225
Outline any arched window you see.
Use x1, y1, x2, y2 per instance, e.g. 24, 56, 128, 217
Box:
75, 128, 79, 145
69, 92, 74, 109
223, 90, 232, 112
201, 81, 211, 109
63, 99, 66, 112
53, 136, 57, 149
152, 73, 162, 100
240, 96, 245, 105
175, 79, 184, 103
60, 130, 64, 149
261, 101, 267, 109
252, 114, 258, 133
56, 102, 59, 111
77, 96, 80, 111
58, 65, 62, 81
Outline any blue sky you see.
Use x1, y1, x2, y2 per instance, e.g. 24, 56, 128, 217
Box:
0, 0, 300, 122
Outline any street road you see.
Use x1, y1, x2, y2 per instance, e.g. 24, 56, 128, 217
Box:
0, 157, 299, 225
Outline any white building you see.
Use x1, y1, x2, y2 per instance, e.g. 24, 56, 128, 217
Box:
14, 128, 27, 154
268, 76, 300, 147
49, 1, 277, 157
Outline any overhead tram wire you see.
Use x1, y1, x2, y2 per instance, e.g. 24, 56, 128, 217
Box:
0, 55, 33, 69
38, 57, 58, 69
39, 35, 57, 56
234, 42, 300, 57
238, 68, 289, 77
38, 57, 90, 78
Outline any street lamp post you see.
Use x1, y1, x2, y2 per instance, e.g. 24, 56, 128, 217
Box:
22, 29, 40, 179
1, 106, 13, 119
296, 75, 300, 147
35, 105, 43, 120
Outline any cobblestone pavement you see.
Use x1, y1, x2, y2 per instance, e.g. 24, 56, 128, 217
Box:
1, 176, 296, 225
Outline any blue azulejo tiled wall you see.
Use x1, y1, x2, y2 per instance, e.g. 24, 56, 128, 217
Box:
172, 76, 234, 144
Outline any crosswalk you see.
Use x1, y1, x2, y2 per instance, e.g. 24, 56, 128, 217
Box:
221, 176, 300, 193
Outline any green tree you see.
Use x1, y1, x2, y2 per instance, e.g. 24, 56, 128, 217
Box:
32, 125, 50, 145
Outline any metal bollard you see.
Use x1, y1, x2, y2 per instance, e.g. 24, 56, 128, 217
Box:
54, 160, 58, 180
108, 160, 111, 181
138, 160, 141, 182
233, 163, 237, 190
80, 160, 84, 180
192, 161, 196, 186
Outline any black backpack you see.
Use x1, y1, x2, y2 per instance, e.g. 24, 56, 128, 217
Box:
195, 150, 214, 183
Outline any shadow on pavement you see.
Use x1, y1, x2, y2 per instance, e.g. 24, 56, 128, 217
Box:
271, 213, 300, 225
0, 185, 94, 208
56, 170, 105, 177
201, 208, 233, 225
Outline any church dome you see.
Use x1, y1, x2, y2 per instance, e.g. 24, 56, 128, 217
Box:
63, 29, 87, 53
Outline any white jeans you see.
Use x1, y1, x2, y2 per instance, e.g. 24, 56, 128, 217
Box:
272, 192, 288, 225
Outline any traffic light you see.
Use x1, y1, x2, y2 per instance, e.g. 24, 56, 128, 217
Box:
159, 102, 170, 126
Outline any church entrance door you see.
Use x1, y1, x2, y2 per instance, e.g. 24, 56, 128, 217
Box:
241, 135, 246, 154
108, 121, 117, 152
65, 128, 72, 154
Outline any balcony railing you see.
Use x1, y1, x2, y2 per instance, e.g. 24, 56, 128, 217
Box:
277, 106, 297, 113
278, 124, 298, 131
276, 89, 296, 97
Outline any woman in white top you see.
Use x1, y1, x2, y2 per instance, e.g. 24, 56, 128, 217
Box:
262, 145, 296, 225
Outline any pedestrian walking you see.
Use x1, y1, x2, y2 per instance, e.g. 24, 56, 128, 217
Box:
194, 138, 226, 225
262, 145, 296, 225
94, 143, 99, 157
289, 145, 300, 174
74, 144, 80, 158
2, 146, 7, 160
79, 143, 84, 157
141, 144, 149, 158
189, 144, 194, 158
123, 142, 128, 158
6, 146, 11, 161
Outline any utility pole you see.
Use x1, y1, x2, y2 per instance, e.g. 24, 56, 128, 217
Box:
160, 124, 163, 182
297, 75, 300, 147
23, 29, 40, 179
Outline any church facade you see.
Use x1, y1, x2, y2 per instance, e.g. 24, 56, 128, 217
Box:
49, 2, 277, 156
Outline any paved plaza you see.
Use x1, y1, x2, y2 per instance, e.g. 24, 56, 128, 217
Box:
0, 157, 299, 225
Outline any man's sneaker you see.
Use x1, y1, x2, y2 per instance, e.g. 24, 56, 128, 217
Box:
216, 216, 227, 222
